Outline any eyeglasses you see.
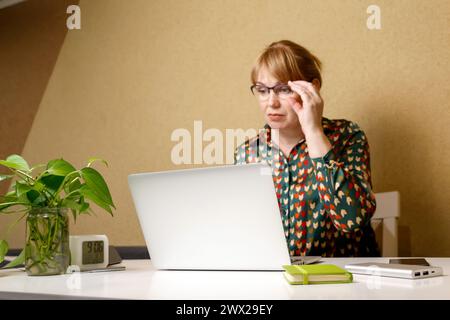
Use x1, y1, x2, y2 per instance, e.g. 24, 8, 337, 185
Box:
250, 83, 294, 100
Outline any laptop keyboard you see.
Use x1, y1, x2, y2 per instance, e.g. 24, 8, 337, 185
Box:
290, 256, 322, 265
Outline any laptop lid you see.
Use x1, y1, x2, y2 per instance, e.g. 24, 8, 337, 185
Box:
128, 162, 291, 270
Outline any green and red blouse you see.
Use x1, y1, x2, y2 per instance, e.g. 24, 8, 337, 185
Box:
234, 118, 380, 257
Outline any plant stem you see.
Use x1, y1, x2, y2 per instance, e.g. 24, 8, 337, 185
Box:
26, 209, 69, 275
64, 189, 80, 199
11, 169, 35, 183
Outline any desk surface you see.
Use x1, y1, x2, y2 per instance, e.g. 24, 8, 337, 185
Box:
0, 258, 449, 299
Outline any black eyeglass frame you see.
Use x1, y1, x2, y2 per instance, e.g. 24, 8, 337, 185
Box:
250, 83, 292, 96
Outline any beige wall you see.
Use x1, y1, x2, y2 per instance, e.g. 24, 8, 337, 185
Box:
0, 0, 76, 244
0, 0, 76, 189
2, 0, 450, 256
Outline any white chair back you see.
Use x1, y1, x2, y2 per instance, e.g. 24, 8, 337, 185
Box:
372, 191, 401, 257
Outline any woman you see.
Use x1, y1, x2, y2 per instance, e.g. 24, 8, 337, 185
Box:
235, 40, 379, 257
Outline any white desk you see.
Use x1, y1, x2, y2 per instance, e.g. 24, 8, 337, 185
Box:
0, 258, 449, 299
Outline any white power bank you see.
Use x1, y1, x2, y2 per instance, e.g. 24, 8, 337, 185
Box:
344, 262, 443, 279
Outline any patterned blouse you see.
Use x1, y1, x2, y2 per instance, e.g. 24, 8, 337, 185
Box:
234, 118, 380, 257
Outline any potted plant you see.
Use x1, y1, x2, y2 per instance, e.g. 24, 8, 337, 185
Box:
0, 154, 115, 276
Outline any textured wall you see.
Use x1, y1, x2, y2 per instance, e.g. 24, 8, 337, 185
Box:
0, 0, 77, 245
4, 0, 450, 256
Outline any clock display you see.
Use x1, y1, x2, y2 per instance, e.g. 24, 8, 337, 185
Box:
82, 240, 104, 264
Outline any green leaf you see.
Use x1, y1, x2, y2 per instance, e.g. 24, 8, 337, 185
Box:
80, 167, 114, 208
79, 185, 113, 216
77, 196, 89, 214
87, 157, 109, 168
14, 182, 46, 206
33, 180, 45, 193
30, 163, 46, 172
5, 189, 15, 197
0, 154, 30, 171
15, 182, 32, 197
1, 192, 22, 211
67, 177, 82, 193
39, 174, 65, 195
64, 195, 89, 216
0, 174, 14, 182
0, 193, 17, 203
27, 190, 43, 204
3, 248, 25, 268
0, 240, 8, 262
80, 201, 89, 213
62, 197, 82, 209
46, 159, 77, 176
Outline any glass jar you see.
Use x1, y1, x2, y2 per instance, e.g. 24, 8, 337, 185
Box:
25, 207, 70, 276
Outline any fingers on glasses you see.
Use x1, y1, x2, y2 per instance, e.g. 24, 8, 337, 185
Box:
288, 81, 319, 99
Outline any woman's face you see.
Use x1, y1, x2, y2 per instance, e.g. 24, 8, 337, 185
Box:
255, 68, 301, 131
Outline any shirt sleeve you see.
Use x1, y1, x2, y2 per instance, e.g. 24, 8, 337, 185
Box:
234, 142, 246, 165
310, 122, 376, 233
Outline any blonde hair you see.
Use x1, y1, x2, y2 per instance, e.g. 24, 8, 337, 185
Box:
250, 40, 322, 87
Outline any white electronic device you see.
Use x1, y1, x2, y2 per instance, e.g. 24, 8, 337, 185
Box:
344, 262, 443, 279
128, 162, 298, 271
69, 235, 109, 271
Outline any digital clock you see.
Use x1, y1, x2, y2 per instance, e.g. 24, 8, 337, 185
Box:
69, 235, 109, 271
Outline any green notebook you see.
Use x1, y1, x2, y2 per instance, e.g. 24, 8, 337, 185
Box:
283, 264, 353, 285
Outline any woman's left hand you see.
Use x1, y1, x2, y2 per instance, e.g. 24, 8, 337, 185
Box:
287, 80, 324, 137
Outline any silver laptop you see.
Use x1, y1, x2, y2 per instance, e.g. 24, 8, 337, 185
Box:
128, 162, 320, 271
